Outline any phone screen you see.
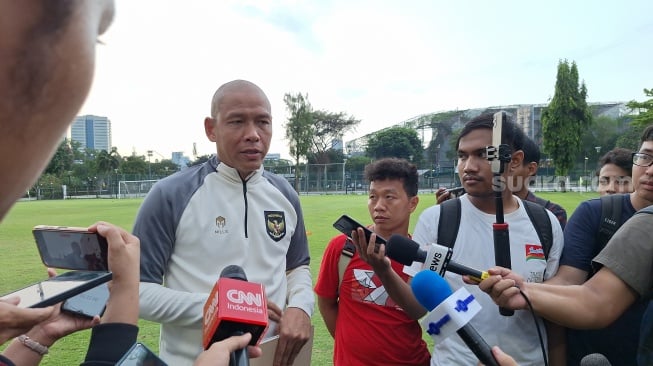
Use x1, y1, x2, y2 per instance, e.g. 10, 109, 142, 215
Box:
116, 343, 167, 366
0, 271, 112, 308
33, 226, 108, 271
62, 282, 110, 318
333, 215, 386, 244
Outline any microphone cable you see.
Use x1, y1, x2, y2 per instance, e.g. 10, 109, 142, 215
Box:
516, 286, 548, 366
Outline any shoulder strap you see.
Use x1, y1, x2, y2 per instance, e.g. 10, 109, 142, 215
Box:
437, 198, 462, 249
522, 199, 553, 260
337, 238, 356, 291
596, 194, 624, 253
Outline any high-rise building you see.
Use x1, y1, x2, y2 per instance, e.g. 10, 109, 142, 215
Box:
71, 115, 112, 151
171, 151, 191, 169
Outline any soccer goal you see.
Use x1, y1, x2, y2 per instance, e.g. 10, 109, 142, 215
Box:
117, 180, 158, 199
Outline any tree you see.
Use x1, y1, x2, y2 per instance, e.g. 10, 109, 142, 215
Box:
120, 155, 148, 175
541, 60, 592, 180
96, 147, 121, 174
188, 154, 211, 167
580, 115, 623, 163
366, 127, 424, 166
627, 88, 653, 129
308, 109, 360, 164
283, 92, 313, 191
45, 138, 75, 175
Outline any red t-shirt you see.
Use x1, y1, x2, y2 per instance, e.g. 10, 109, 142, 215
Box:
314, 234, 431, 366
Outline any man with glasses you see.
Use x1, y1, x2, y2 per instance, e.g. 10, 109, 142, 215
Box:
537, 125, 653, 365
479, 124, 653, 365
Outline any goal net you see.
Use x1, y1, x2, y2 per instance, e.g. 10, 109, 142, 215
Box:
118, 180, 158, 199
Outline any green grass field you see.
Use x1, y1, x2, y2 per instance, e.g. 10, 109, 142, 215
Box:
0, 191, 597, 365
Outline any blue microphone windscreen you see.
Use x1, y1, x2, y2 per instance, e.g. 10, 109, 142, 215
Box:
410, 270, 452, 311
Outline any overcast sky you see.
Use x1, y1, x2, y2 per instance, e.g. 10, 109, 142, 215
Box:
79, 0, 653, 161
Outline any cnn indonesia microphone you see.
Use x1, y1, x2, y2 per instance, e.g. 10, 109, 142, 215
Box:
411, 270, 499, 366
203, 265, 269, 366
385, 234, 489, 282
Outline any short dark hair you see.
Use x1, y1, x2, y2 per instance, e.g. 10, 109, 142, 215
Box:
522, 138, 541, 165
456, 112, 525, 153
596, 148, 633, 177
641, 124, 653, 143
364, 158, 418, 197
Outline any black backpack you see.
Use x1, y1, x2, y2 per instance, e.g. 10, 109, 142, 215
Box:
437, 197, 554, 259
596, 194, 627, 253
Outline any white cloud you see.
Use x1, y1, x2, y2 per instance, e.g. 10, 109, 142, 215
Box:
80, 0, 653, 161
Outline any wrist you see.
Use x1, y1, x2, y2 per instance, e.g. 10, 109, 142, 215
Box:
26, 326, 57, 347
17, 334, 49, 356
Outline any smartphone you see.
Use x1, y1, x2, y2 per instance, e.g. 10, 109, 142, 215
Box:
333, 214, 386, 244
0, 270, 112, 308
116, 342, 167, 366
33, 225, 109, 271
449, 187, 466, 198
62, 282, 110, 318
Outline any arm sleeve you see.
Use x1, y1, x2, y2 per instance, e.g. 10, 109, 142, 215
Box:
80, 323, 139, 366
0, 355, 16, 366
314, 235, 345, 299
593, 213, 653, 298
133, 182, 177, 284
139, 282, 208, 326
286, 265, 314, 317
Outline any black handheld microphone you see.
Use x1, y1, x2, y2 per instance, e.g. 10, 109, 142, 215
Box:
203, 265, 268, 366
385, 234, 489, 282
411, 270, 498, 366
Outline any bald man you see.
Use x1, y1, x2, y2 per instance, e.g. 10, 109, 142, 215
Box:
134, 80, 314, 366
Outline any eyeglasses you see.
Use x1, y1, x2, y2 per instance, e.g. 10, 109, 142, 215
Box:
632, 152, 653, 167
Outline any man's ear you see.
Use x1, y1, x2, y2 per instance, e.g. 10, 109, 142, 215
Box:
204, 117, 217, 142
510, 150, 524, 171
409, 195, 419, 213
527, 161, 539, 177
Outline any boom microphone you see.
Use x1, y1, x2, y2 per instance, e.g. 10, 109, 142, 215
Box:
411, 270, 498, 366
386, 234, 489, 282
203, 265, 268, 366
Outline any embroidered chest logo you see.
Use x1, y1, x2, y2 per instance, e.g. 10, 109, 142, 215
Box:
265, 211, 286, 242
525, 244, 545, 261
214, 216, 228, 234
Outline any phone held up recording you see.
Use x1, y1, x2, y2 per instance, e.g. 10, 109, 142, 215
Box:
32, 225, 109, 271
0, 271, 112, 308
333, 214, 387, 244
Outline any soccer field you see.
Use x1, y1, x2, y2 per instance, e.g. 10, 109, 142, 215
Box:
0, 192, 596, 365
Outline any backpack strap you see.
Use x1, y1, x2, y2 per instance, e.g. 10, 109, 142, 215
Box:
639, 205, 653, 216
337, 238, 356, 291
437, 198, 462, 249
522, 199, 553, 260
596, 194, 625, 253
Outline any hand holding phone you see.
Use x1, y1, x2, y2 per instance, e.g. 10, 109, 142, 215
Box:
62, 283, 110, 318
116, 342, 167, 366
32, 225, 109, 271
333, 215, 386, 245
0, 271, 112, 308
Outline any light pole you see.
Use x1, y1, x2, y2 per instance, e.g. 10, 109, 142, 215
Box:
584, 156, 588, 191
147, 150, 153, 179
342, 158, 347, 195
